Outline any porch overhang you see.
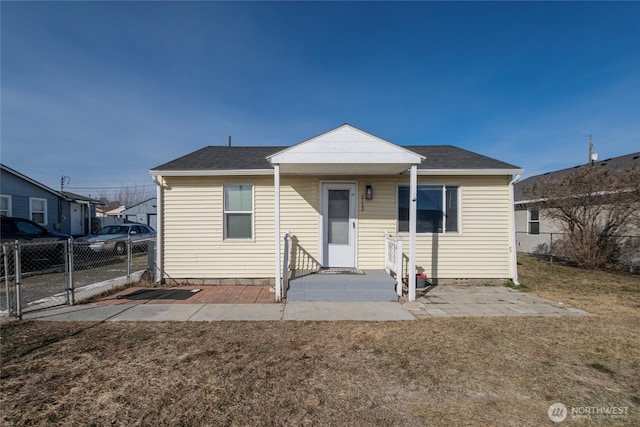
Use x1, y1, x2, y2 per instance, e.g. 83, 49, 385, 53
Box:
267, 124, 425, 175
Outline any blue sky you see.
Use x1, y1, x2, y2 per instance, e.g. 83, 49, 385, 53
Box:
2, 1, 639, 199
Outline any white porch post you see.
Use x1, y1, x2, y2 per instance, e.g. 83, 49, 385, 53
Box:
274, 164, 282, 301
408, 165, 417, 301
153, 175, 164, 284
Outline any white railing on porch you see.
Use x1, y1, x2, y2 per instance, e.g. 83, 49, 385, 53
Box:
384, 232, 403, 297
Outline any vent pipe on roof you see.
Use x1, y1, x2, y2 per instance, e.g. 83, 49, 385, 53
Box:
228, 135, 231, 147
588, 135, 598, 166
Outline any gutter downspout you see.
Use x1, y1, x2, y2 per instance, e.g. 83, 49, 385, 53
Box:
509, 174, 521, 286
152, 175, 164, 284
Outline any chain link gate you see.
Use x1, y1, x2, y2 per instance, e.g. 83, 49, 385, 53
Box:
1, 237, 156, 319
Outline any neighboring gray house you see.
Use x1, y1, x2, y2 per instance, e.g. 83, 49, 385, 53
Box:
1, 164, 101, 236
514, 152, 640, 255
121, 198, 157, 230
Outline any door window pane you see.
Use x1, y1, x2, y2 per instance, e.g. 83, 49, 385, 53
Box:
328, 189, 349, 244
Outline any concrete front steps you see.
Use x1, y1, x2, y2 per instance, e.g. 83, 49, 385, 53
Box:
286, 269, 399, 302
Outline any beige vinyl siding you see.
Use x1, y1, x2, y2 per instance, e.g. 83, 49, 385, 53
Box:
357, 175, 512, 279
356, 176, 397, 269
162, 173, 513, 281
163, 176, 275, 279
280, 176, 321, 270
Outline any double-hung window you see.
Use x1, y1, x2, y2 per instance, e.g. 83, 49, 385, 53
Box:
398, 185, 459, 233
224, 184, 253, 239
528, 208, 540, 235
30, 197, 47, 226
0, 195, 11, 217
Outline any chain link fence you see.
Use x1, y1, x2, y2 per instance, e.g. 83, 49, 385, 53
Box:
1, 237, 155, 319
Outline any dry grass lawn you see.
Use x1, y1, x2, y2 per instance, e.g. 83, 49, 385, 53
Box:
1, 255, 639, 426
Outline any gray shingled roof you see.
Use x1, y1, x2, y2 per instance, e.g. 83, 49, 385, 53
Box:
408, 145, 519, 170
514, 152, 640, 201
153, 146, 279, 171
152, 145, 520, 172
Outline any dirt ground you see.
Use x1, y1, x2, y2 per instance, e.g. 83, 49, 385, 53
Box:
1, 256, 639, 426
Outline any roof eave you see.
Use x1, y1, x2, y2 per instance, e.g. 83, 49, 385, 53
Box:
415, 168, 524, 176
150, 169, 275, 177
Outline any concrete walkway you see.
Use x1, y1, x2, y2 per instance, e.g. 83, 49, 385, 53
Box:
21, 301, 416, 322
17, 285, 589, 322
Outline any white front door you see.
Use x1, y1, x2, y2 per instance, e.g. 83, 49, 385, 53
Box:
322, 183, 357, 268
70, 203, 83, 235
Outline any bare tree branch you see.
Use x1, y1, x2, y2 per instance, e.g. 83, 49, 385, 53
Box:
523, 164, 640, 269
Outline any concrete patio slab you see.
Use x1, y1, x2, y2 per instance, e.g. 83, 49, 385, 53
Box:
407, 285, 591, 318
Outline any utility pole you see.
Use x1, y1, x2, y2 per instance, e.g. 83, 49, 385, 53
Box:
59, 176, 70, 227
60, 176, 70, 192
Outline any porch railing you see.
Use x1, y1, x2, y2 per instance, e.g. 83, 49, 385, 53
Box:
384, 232, 403, 297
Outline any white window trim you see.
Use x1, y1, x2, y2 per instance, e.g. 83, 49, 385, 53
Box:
528, 208, 540, 235
223, 183, 255, 241
0, 195, 11, 217
445, 185, 462, 235
30, 197, 48, 226
396, 184, 461, 235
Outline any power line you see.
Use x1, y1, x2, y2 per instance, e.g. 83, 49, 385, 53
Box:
65, 184, 155, 190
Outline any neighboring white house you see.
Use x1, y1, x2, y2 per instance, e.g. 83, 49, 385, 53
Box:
105, 205, 126, 218
121, 198, 157, 230
514, 152, 640, 256
151, 124, 523, 301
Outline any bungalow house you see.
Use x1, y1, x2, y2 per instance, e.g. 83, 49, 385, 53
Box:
1, 164, 101, 236
150, 124, 522, 301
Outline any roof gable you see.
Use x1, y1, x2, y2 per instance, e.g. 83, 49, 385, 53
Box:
268, 124, 424, 168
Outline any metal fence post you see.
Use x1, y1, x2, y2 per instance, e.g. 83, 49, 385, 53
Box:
67, 237, 75, 306
127, 236, 132, 285
3, 244, 11, 315
14, 240, 22, 320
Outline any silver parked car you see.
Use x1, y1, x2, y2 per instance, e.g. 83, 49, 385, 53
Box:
77, 224, 155, 255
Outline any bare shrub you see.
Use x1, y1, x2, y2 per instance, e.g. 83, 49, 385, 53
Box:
523, 164, 640, 269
